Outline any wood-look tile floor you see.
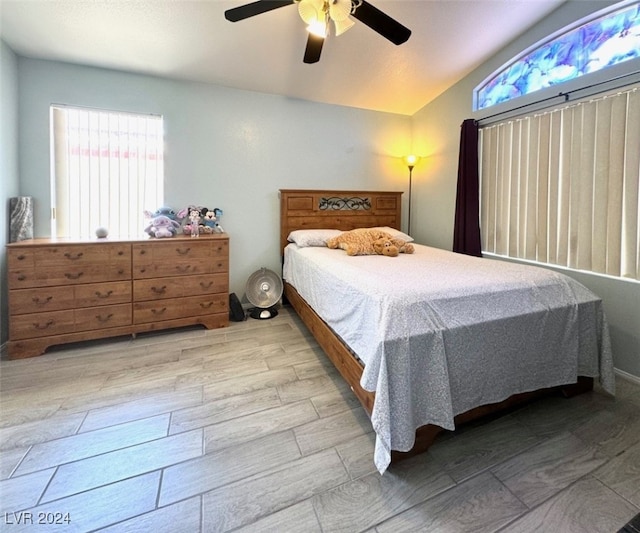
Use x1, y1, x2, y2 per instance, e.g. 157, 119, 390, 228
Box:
1, 306, 639, 532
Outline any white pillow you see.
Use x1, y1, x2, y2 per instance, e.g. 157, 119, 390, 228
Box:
287, 229, 342, 247
368, 226, 414, 242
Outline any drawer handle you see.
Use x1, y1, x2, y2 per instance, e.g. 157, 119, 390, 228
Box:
200, 281, 213, 289
118, 251, 124, 256
64, 252, 84, 260
151, 307, 167, 315
118, 269, 125, 275
139, 268, 146, 273
96, 313, 114, 323
17, 254, 26, 261
151, 286, 167, 295
95, 290, 113, 299
32, 296, 53, 305
176, 247, 191, 255
200, 302, 214, 309
65, 272, 84, 280
33, 320, 54, 330
17, 274, 26, 281
140, 250, 147, 255
176, 265, 192, 273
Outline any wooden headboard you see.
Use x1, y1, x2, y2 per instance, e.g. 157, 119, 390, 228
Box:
279, 189, 403, 254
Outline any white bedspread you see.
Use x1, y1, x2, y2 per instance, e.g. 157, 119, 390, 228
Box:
283, 243, 615, 474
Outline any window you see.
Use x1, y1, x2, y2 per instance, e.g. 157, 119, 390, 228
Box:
474, 1, 640, 111
479, 85, 640, 281
50, 106, 164, 239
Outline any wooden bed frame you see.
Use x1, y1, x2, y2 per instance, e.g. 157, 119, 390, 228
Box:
279, 189, 593, 462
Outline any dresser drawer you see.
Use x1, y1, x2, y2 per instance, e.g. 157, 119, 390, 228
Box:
134, 239, 227, 259
134, 294, 227, 324
133, 241, 212, 263
133, 238, 229, 279
182, 273, 228, 296
75, 281, 131, 307
75, 304, 132, 331
10, 281, 132, 315
34, 244, 130, 266
134, 273, 228, 302
8, 269, 40, 289
8, 248, 36, 270
210, 256, 229, 273
10, 286, 75, 315
10, 310, 76, 340
133, 260, 212, 279
9, 262, 132, 289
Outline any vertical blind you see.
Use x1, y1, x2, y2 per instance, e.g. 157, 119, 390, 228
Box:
480, 85, 640, 281
51, 106, 164, 239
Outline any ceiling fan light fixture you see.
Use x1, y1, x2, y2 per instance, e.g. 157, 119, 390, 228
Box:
307, 19, 328, 37
298, 0, 329, 37
226, 0, 410, 64
333, 16, 355, 36
297, 0, 323, 24
299, 0, 360, 38
329, 0, 352, 21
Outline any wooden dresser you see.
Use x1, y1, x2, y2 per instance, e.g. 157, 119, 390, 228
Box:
7, 234, 229, 359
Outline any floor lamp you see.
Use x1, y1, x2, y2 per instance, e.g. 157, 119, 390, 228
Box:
403, 155, 420, 235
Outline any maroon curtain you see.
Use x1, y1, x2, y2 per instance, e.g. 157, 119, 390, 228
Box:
452, 119, 482, 257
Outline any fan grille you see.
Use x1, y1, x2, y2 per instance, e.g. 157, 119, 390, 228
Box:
245, 268, 283, 309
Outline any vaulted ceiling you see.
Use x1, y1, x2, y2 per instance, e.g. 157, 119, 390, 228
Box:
0, 0, 567, 115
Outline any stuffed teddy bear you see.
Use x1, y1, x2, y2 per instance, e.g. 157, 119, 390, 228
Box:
373, 237, 416, 256
385, 237, 414, 255
326, 228, 414, 256
374, 238, 399, 257
145, 215, 180, 238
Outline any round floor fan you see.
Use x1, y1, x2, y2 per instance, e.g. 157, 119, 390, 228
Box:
245, 267, 283, 319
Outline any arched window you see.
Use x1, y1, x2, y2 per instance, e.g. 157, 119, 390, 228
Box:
474, 1, 640, 111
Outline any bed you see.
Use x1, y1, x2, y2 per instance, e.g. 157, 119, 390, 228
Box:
279, 189, 616, 474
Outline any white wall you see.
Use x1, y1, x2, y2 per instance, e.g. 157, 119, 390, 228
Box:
410, 0, 640, 379
0, 40, 19, 344
16, 58, 412, 301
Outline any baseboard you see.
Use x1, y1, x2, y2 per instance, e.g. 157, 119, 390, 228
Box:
615, 368, 640, 385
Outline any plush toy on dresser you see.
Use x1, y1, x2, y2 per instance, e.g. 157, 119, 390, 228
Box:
201, 207, 224, 233
144, 206, 180, 238
145, 206, 179, 221
187, 208, 201, 238
178, 205, 224, 235
178, 205, 201, 236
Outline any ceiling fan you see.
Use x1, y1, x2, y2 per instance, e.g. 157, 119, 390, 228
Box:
224, 0, 411, 64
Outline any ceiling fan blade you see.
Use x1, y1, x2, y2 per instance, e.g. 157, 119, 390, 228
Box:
351, 1, 411, 45
303, 33, 324, 64
225, 0, 293, 22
